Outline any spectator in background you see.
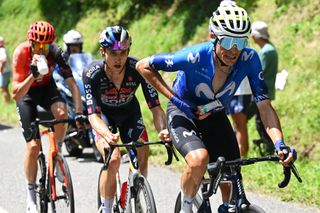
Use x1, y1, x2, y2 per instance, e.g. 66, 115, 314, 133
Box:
0, 36, 12, 103
251, 21, 279, 151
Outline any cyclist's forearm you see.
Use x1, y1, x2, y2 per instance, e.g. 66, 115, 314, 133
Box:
66, 78, 82, 114
88, 114, 110, 138
257, 100, 283, 144
150, 106, 167, 133
136, 58, 175, 100
12, 75, 34, 101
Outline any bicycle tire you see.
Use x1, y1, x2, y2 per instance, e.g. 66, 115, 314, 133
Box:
36, 153, 48, 213
48, 153, 75, 213
131, 175, 157, 213
174, 192, 203, 213
241, 204, 266, 213
97, 167, 102, 210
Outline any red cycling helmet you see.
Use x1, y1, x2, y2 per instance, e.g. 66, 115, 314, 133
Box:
27, 21, 55, 43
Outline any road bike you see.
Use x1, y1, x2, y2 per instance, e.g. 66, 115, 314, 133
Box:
174, 147, 302, 213
30, 118, 75, 213
97, 140, 179, 213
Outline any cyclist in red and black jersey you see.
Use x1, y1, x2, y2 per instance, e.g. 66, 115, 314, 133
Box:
12, 21, 83, 213
83, 26, 170, 213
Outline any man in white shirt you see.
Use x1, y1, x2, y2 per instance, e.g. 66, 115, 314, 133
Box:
0, 36, 11, 103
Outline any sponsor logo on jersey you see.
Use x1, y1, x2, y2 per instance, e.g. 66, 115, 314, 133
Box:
182, 130, 196, 138
241, 50, 254, 61
216, 82, 236, 98
125, 82, 137, 86
86, 64, 100, 78
187, 52, 200, 64
258, 71, 264, 80
195, 83, 215, 99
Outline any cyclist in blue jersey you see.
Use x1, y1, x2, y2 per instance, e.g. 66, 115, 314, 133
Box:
83, 26, 170, 213
136, 1, 297, 212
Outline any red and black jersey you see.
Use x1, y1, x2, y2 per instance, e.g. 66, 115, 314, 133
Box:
83, 57, 160, 116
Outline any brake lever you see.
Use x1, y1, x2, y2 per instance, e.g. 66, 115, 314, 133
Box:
290, 163, 302, 183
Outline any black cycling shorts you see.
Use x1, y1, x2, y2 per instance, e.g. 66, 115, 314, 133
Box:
167, 101, 240, 162
93, 97, 148, 144
17, 79, 66, 142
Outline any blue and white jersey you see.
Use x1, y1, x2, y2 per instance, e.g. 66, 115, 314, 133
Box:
149, 41, 269, 112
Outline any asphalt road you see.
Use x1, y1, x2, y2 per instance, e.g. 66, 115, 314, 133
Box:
0, 127, 318, 213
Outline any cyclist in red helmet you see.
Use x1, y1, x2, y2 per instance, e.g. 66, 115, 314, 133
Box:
12, 20, 84, 213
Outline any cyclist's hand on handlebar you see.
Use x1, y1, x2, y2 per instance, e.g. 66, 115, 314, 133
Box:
75, 113, 89, 129
275, 139, 297, 166
158, 129, 171, 142
103, 131, 119, 145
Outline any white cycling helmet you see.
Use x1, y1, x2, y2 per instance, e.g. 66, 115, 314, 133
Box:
63, 29, 83, 52
209, 0, 251, 38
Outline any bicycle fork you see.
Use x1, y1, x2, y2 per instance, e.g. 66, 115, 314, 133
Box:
229, 172, 251, 213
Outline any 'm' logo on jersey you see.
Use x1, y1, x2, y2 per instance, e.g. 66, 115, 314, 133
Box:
187, 52, 200, 64
216, 82, 236, 98
241, 50, 254, 61
195, 83, 214, 99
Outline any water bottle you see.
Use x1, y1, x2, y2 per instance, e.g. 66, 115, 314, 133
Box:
37, 55, 49, 75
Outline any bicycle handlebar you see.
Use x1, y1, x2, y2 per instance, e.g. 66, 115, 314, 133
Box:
203, 153, 302, 199
102, 141, 179, 170
29, 118, 77, 140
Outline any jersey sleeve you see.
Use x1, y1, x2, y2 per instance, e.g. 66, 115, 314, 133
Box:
140, 77, 160, 109
83, 64, 102, 115
245, 49, 269, 103
12, 45, 29, 86
51, 44, 73, 80
148, 47, 194, 72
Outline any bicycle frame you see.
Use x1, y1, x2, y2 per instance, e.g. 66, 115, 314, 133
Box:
40, 127, 69, 201
98, 140, 179, 212
202, 155, 302, 212
31, 118, 75, 210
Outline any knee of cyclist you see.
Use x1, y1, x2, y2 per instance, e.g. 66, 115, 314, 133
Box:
27, 142, 40, 157
187, 154, 209, 171
108, 157, 121, 172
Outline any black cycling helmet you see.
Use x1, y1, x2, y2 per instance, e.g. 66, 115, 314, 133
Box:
99, 26, 132, 50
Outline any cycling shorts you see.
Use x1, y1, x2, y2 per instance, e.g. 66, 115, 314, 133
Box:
225, 94, 252, 115
92, 98, 148, 144
167, 101, 240, 162
17, 79, 66, 142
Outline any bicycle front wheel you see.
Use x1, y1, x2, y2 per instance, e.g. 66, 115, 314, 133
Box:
131, 175, 157, 213
174, 192, 203, 213
36, 153, 48, 213
48, 152, 75, 213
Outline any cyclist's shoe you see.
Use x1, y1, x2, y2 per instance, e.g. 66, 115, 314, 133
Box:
56, 164, 64, 183
98, 205, 109, 213
26, 203, 38, 213
217, 203, 228, 213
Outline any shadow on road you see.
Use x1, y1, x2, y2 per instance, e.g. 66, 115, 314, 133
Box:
0, 124, 12, 131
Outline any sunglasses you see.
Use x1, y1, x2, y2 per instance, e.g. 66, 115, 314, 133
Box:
32, 42, 50, 52
218, 37, 248, 51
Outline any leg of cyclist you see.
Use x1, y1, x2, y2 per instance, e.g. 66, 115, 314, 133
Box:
167, 103, 209, 213
93, 125, 121, 213
50, 101, 68, 150
119, 110, 150, 177
230, 112, 249, 157
17, 99, 41, 212
196, 110, 240, 212
96, 136, 121, 213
